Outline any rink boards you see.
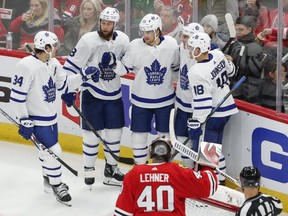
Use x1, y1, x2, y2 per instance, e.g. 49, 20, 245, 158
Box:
0, 49, 287, 213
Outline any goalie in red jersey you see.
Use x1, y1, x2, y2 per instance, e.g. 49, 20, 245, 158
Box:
114, 136, 218, 216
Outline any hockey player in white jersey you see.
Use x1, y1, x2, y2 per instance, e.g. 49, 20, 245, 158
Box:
114, 13, 180, 165
186, 32, 238, 184
236, 166, 283, 216
175, 23, 204, 168
9, 31, 98, 206
62, 7, 129, 187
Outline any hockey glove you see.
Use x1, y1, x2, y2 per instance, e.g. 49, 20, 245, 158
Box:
19, 118, 34, 140
187, 119, 202, 140
61, 92, 76, 107
100, 52, 116, 68
80, 66, 100, 82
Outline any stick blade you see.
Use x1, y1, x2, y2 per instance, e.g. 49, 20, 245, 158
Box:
225, 13, 236, 38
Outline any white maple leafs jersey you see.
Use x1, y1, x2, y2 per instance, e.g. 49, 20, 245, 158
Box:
63, 30, 129, 100
188, 49, 238, 123
10, 55, 82, 126
121, 35, 180, 108
175, 44, 196, 113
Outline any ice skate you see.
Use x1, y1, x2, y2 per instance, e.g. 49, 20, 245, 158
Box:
52, 182, 72, 207
84, 166, 95, 190
43, 176, 53, 194
103, 163, 124, 187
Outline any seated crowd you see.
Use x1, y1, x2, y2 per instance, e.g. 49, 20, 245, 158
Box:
0, 0, 287, 113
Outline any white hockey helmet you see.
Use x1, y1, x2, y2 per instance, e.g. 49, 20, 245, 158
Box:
100, 7, 119, 23
34, 30, 59, 50
139, 13, 162, 32
182, 23, 204, 37
188, 32, 211, 53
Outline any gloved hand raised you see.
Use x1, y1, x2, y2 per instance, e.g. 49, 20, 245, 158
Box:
80, 66, 100, 82
100, 52, 116, 68
19, 118, 34, 140
61, 92, 76, 107
187, 118, 202, 140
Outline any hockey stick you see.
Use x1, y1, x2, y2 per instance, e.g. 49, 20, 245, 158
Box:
169, 75, 247, 161
0, 107, 83, 177
72, 103, 135, 165
221, 13, 236, 53
169, 108, 240, 187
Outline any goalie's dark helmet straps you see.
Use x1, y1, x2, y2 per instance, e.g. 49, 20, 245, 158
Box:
149, 136, 172, 162
240, 166, 261, 188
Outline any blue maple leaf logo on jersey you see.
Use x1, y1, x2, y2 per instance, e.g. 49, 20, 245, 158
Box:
42, 77, 56, 103
99, 63, 116, 82
144, 60, 167, 86
180, 64, 189, 90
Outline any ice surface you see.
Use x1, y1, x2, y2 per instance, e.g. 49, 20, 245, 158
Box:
0, 141, 132, 216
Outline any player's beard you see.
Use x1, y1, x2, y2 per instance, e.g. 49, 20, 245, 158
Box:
98, 28, 114, 40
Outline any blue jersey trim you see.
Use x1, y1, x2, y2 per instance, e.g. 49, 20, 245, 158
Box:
29, 114, 57, 121
132, 92, 175, 104
82, 82, 121, 97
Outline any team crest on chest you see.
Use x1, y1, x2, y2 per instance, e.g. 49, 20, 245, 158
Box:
180, 64, 189, 90
144, 59, 167, 86
99, 64, 116, 82
42, 77, 56, 103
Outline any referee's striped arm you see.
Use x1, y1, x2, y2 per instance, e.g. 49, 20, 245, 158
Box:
236, 193, 283, 216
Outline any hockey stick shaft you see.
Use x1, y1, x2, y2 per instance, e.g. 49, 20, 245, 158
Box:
169, 75, 246, 161
0, 107, 79, 176
221, 13, 236, 53
72, 103, 134, 165
169, 108, 240, 187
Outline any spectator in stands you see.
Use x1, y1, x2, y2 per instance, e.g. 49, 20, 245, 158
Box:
160, 5, 183, 44
0, 0, 29, 31
239, 0, 269, 35
154, 0, 193, 25
200, 14, 225, 50
115, 2, 125, 32
199, 0, 239, 42
54, 0, 81, 27
236, 166, 283, 216
0, 17, 7, 44
226, 15, 266, 104
9, 0, 64, 51
259, 61, 287, 113
58, 0, 101, 56
130, 0, 155, 40
256, 0, 288, 48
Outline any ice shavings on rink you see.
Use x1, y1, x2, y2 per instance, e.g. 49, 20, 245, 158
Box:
0, 141, 132, 216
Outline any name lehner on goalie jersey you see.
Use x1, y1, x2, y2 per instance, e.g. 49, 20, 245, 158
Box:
63, 30, 129, 100
188, 49, 238, 123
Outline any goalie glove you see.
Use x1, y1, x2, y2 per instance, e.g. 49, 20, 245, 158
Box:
187, 118, 202, 140
61, 92, 76, 107
80, 66, 100, 82
196, 142, 222, 169
19, 118, 34, 140
100, 52, 117, 69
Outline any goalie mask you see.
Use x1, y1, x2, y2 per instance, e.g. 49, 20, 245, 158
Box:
149, 136, 172, 162
240, 166, 261, 188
